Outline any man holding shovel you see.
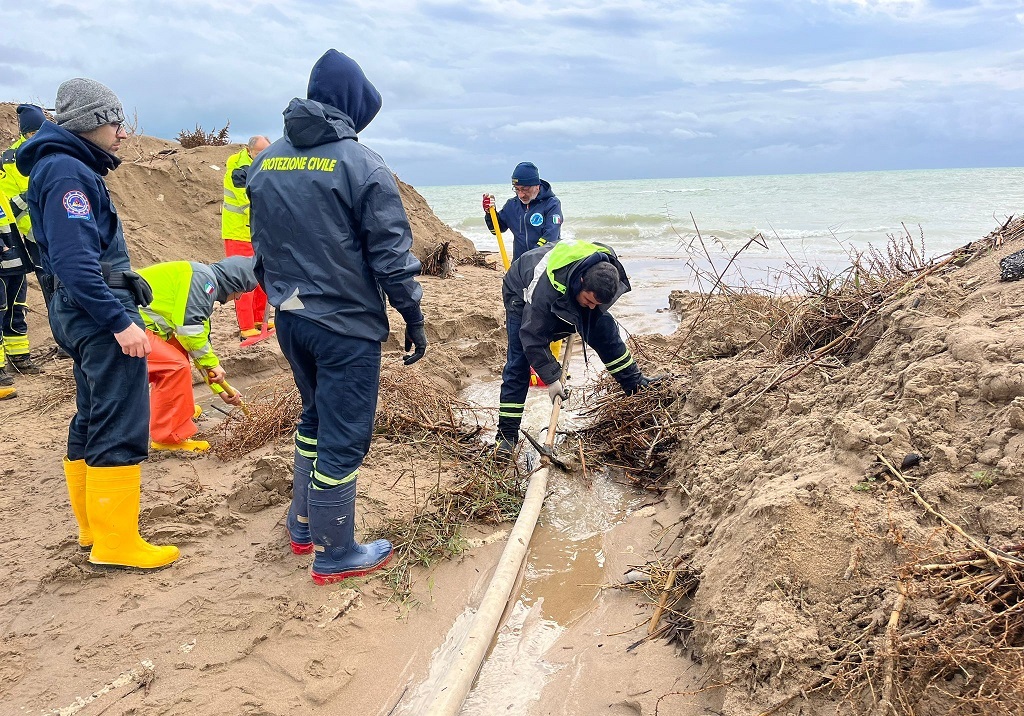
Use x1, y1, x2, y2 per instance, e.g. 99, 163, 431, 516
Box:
483, 161, 562, 262
496, 239, 653, 455
137, 256, 257, 453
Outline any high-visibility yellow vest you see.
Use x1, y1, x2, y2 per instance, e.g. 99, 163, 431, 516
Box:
0, 136, 33, 242
137, 261, 221, 370
221, 148, 252, 242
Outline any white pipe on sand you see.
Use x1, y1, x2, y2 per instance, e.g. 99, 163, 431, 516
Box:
425, 335, 575, 716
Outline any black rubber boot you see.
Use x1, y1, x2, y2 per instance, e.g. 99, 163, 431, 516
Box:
9, 355, 42, 374
0, 367, 12, 386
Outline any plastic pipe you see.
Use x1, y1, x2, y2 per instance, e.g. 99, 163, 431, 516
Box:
424, 335, 575, 716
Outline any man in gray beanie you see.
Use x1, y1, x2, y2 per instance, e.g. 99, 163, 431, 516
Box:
16, 78, 179, 570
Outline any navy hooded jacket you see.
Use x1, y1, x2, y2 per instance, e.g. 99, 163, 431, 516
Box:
17, 121, 137, 334
485, 179, 562, 260
247, 50, 423, 343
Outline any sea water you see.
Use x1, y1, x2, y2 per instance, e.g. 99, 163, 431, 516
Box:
420, 168, 1023, 334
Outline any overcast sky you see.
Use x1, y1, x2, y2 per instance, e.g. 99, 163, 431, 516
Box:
2, 0, 1022, 186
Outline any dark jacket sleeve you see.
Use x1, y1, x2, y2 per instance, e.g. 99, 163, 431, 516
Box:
582, 310, 642, 390
519, 288, 564, 384
357, 167, 424, 325
538, 197, 562, 246
37, 174, 133, 333
231, 167, 248, 189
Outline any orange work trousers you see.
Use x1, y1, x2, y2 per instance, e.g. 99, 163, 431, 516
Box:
147, 332, 197, 444
224, 239, 267, 332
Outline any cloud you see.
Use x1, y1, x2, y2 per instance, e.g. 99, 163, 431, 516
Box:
364, 137, 463, 160
1, 1, 1021, 185
498, 117, 636, 137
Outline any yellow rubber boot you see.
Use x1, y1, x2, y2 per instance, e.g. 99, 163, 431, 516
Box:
63, 457, 92, 548
151, 439, 210, 453
0, 386, 15, 400
193, 404, 202, 420
85, 464, 180, 569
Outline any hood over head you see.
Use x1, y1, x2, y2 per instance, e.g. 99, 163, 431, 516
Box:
282, 98, 357, 148
306, 49, 382, 133
17, 104, 45, 135
209, 255, 258, 303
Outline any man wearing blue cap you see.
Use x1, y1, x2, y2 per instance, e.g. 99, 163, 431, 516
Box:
483, 161, 563, 260
0, 104, 47, 376
248, 49, 428, 585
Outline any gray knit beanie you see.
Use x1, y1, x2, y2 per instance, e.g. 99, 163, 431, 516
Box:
55, 78, 124, 134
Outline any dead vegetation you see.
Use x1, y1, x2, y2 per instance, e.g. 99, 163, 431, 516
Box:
177, 122, 230, 148
369, 457, 526, 603
754, 460, 1024, 716
421, 241, 457, 278
209, 360, 486, 458
207, 375, 301, 459
578, 377, 685, 489
206, 359, 520, 603
571, 215, 1024, 715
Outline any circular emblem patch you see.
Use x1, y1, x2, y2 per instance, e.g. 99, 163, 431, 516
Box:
62, 190, 91, 218
530, 212, 544, 227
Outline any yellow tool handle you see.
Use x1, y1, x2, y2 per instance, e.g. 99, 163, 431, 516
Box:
208, 371, 251, 416
203, 368, 226, 395
488, 203, 511, 271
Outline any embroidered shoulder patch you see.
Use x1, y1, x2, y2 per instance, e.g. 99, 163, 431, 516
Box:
62, 190, 92, 220
203, 281, 216, 296
551, 214, 562, 225
530, 212, 544, 227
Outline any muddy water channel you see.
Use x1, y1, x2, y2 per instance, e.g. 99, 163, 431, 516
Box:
395, 350, 648, 715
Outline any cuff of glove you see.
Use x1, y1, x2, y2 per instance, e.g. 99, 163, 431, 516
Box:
400, 308, 425, 326
538, 367, 562, 386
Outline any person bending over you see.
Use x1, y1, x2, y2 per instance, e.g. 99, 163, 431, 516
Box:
138, 256, 257, 452
496, 239, 652, 454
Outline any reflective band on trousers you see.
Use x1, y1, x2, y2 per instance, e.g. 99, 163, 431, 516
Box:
295, 431, 317, 459
312, 465, 357, 488
498, 402, 525, 418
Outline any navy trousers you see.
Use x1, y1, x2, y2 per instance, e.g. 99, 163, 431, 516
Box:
0, 273, 29, 347
48, 285, 149, 466
276, 311, 381, 488
496, 308, 533, 443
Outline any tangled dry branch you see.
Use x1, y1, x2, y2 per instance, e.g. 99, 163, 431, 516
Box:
209, 361, 486, 459
577, 378, 685, 489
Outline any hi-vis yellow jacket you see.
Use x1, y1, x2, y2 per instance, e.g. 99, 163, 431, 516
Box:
137, 261, 222, 370
221, 148, 252, 242
0, 136, 32, 242
0, 185, 30, 278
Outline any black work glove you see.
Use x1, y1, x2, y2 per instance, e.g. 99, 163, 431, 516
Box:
624, 375, 652, 396
403, 322, 427, 365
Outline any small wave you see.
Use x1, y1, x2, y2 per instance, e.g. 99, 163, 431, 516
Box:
574, 213, 672, 228
634, 187, 717, 195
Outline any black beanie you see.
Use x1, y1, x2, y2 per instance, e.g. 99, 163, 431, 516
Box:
17, 104, 45, 135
